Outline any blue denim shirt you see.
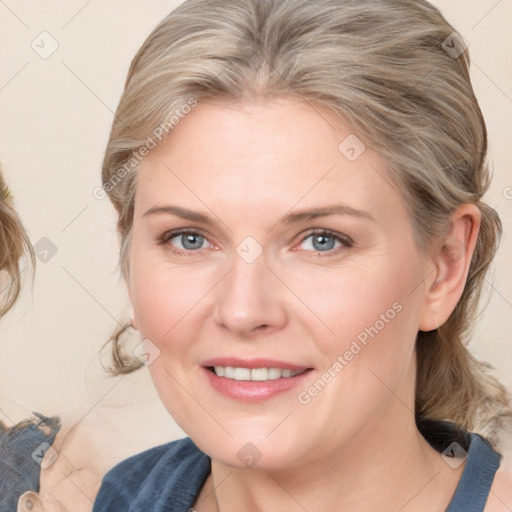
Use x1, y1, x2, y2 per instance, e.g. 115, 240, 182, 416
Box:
93, 431, 500, 511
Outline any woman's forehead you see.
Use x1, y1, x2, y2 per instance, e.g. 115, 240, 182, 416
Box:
135, 99, 403, 221
148, 98, 347, 157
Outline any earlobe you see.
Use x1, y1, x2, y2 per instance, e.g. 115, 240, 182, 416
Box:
17, 491, 45, 511
418, 204, 481, 332
127, 282, 138, 330
129, 305, 138, 330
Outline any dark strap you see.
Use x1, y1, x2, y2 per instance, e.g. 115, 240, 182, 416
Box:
445, 433, 501, 511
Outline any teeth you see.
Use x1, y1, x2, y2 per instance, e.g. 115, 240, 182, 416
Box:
212, 366, 305, 381
234, 367, 251, 380
251, 368, 269, 381
268, 368, 282, 380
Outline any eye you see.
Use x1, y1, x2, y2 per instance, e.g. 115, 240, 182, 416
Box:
160, 229, 211, 254
297, 230, 352, 255
158, 228, 351, 257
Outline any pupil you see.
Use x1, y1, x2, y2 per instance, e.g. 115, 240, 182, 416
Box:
313, 234, 334, 251
182, 234, 203, 250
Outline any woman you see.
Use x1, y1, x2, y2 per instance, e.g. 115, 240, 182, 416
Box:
0, 167, 101, 511
0, 168, 60, 511
93, 0, 512, 510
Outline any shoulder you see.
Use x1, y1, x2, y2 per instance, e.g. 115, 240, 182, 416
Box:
93, 437, 209, 512
105, 436, 202, 479
483, 434, 512, 512
485, 468, 512, 512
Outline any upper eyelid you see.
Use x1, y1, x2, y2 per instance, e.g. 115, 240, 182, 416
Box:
162, 227, 209, 239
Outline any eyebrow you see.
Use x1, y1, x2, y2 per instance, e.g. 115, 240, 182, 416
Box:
142, 204, 375, 225
280, 205, 375, 224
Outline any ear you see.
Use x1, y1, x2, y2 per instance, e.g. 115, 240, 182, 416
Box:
17, 491, 46, 511
418, 204, 481, 332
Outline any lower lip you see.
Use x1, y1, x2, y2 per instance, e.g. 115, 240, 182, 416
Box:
202, 367, 313, 402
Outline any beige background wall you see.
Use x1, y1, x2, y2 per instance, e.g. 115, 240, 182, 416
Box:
0, 0, 511, 483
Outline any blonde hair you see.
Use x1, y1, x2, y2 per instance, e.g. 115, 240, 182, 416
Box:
0, 165, 34, 316
102, 0, 511, 444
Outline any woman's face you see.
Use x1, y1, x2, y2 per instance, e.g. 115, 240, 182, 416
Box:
129, 98, 433, 469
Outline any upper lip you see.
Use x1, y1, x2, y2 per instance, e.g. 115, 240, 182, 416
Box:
202, 357, 311, 371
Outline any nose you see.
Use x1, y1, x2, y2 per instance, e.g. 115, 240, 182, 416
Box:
213, 251, 288, 339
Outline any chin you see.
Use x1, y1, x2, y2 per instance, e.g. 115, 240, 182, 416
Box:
192, 430, 306, 471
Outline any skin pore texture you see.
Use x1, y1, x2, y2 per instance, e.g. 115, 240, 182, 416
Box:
127, 97, 487, 511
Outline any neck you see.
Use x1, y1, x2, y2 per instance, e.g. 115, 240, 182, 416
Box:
198, 408, 464, 512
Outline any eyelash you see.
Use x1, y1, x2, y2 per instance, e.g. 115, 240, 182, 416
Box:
158, 228, 354, 257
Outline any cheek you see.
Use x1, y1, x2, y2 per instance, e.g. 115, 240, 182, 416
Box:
288, 256, 420, 349
130, 256, 216, 340
291, 261, 422, 434
128, 257, 213, 431
288, 256, 424, 416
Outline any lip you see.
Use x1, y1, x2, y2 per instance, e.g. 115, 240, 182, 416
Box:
201, 358, 314, 403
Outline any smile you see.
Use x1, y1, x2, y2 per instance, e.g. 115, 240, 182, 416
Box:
210, 366, 307, 381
